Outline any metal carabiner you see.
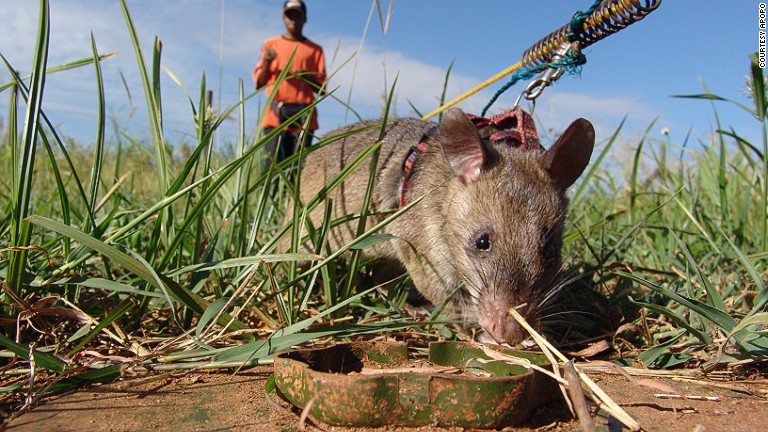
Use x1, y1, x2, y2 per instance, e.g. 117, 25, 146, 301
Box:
526, 66, 566, 101
513, 42, 574, 108
512, 67, 562, 109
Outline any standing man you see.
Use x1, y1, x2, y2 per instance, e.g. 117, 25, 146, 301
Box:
253, 0, 326, 169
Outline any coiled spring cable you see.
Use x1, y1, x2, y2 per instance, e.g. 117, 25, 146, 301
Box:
421, 0, 663, 120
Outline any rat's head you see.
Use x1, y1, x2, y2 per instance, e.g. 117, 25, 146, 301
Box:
435, 108, 594, 345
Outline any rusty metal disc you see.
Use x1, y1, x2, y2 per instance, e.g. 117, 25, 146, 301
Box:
273, 341, 558, 428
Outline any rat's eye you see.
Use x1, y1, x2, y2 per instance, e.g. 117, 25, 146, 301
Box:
469, 229, 494, 255
475, 233, 492, 251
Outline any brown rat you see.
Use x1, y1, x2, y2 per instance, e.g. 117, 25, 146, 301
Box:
289, 107, 595, 345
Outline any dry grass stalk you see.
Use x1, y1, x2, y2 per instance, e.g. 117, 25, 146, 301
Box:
505, 308, 642, 431
590, 360, 684, 397
655, 394, 720, 401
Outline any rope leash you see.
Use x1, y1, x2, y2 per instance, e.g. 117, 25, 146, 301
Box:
422, 0, 662, 121
481, 47, 586, 117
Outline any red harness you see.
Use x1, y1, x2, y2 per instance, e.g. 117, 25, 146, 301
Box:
400, 107, 543, 207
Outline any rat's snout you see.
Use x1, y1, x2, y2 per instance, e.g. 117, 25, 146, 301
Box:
477, 298, 537, 345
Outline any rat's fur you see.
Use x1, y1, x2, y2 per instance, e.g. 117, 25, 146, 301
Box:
291, 108, 594, 344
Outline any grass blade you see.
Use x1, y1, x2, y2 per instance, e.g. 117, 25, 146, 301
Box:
615, 270, 737, 332
0, 333, 65, 373
46, 365, 123, 393
0, 52, 116, 93
118, 0, 167, 192
26, 215, 251, 333
8, 0, 50, 294
70, 298, 135, 355
84, 32, 106, 234
342, 75, 398, 301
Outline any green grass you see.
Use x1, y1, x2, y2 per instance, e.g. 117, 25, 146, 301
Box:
1, 0, 766, 417
560, 59, 768, 367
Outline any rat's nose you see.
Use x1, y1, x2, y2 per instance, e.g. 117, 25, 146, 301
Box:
479, 315, 526, 345
478, 301, 534, 345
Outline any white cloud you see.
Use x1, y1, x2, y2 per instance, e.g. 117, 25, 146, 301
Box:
0, 0, 656, 146
312, 38, 489, 124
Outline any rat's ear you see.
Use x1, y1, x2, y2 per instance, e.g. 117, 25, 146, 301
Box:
439, 108, 488, 184
544, 118, 595, 189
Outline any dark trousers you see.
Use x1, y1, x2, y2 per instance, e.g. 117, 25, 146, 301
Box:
262, 128, 314, 168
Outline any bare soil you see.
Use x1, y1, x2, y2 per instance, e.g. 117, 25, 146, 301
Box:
5, 366, 768, 432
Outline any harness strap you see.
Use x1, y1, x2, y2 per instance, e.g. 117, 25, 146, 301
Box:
400, 107, 542, 207
466, 107, 543, 152
400, 139, 429, 207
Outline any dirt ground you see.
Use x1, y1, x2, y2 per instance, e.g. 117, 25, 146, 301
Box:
5, 365, 768, 432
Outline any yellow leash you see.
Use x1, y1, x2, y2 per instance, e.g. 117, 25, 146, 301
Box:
421, 61, 525, 121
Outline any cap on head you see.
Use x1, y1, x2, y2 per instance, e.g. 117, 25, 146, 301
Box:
283, 0, 306, 16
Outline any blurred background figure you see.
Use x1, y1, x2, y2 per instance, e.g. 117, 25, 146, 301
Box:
253, 0, 326, 171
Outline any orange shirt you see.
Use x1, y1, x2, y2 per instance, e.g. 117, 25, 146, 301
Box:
253, 35, 326, 130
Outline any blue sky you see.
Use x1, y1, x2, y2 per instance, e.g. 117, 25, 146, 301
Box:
0, 1, 759, 151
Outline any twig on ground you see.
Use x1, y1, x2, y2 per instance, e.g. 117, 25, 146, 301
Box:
504, 308, 643, 431
655, 394, 720, 401
564, 361, 597, 432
